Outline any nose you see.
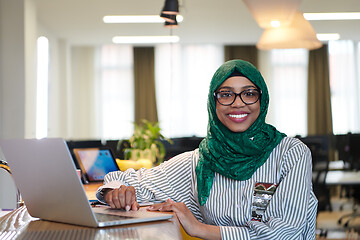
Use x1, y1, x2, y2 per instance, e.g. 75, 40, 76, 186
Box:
232, 94, 246, 107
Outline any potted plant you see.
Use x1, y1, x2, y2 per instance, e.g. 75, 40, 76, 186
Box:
117, 119, 173, 169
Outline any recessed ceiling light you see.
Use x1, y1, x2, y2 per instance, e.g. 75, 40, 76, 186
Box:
316, 33, 341, 41
304, 12, 360, 21
112, 36, 180, 44
270, 20, 281, 28
104, 15, 183, 23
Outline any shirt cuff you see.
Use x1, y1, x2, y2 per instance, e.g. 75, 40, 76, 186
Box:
95, 181, 126, 204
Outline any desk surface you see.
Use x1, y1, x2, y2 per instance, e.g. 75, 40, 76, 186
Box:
0, 183, 183, 240
326, 170, 360, 185
83, 182, 102, 200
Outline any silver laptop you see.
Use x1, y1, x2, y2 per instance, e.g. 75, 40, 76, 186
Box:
0, 138, 172, 227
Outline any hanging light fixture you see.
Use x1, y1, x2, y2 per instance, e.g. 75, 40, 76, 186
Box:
242, 0, 302, 28
164, 18, 178, 28
256, 11, 322, 50
162, 0, 179, 15
160, 12, 176, 23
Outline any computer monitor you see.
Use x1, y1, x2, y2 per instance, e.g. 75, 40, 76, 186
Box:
73, 148, 119, 182
349, 133, 360, 170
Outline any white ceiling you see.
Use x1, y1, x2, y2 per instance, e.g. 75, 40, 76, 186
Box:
33, 0, 360, 46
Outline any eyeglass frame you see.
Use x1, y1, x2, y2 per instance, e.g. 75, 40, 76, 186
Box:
213, 89, 262, 106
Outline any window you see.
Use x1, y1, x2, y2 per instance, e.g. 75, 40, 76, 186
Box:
328, 40, 360, 134
155, 44, 224, 138
96, 45, 134, 139
36, 36, 49, 139
265, 49, 308, 137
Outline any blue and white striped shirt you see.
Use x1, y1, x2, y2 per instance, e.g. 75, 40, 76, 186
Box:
97, 137, 317, 239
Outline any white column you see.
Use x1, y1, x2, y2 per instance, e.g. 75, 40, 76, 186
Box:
0, 0, 37, 209
0, 0, 26, 139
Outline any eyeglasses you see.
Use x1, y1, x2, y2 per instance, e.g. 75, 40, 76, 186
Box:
214, 89, 262, 106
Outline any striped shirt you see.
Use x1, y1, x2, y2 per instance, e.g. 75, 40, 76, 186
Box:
96, 137, 317, 239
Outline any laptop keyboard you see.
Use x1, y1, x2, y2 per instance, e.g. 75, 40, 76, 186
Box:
16, 228, 140, 240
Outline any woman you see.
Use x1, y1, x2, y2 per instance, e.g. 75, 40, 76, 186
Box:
96, 59, 317, 239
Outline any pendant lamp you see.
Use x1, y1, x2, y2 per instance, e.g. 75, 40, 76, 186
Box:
161, 12, 176, 23
242, 0, 302, 28
256, 11, 322, 50
162, 0, 179, 15
164, 17, 178, 28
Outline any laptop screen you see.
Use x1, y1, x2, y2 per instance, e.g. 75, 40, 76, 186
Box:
73, 148, 119, 182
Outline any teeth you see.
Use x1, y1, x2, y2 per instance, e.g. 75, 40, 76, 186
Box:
229, 114, 247, 118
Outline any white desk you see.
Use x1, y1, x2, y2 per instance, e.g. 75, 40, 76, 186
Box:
328, 160, 350, 170
326, 170, 360, 185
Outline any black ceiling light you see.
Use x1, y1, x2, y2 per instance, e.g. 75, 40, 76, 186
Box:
164, 17, 178, 28
162, 0, 179, 15
160, 12, 176, 23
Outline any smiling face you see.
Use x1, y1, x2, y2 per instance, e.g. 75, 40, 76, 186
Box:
215, 76, 261, 133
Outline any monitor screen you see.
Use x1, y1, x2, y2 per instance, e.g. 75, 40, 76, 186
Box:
73, 148, 119, 182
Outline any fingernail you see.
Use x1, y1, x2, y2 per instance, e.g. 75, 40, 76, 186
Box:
125, 205, 130, 211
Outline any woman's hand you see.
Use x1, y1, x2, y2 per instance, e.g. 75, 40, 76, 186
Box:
148, 199, 220, 240
104, 185, 139, 211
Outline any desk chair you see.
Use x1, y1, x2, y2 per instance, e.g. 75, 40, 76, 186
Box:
333, 134, 353, 208
336, 133, 360, 227
299, 135, 332, 212
338, 186, 360, 227
312, 159, 332, 212
0, 160, 23, 209
162, 137, 203, 161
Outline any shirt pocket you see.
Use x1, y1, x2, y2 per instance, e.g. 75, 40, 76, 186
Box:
250, 182, 278, 222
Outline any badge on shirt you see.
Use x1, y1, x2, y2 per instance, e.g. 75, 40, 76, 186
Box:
251, 182, 277, 222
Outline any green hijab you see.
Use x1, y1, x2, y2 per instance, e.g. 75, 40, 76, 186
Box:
196, 59, 286, 205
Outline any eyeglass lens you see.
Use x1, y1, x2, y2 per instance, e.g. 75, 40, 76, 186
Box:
215, 89, 260, 105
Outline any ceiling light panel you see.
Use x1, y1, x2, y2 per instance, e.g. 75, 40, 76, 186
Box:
316, 33, 341, 41
304, 12, 360, 20
104, 15, 183, 23
112, 36, 180, 44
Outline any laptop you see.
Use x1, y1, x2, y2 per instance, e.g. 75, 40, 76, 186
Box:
0, 138, 172, 227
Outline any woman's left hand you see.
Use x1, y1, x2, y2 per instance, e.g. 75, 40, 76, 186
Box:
147, 199, 220, 240
148, 199, 200, 236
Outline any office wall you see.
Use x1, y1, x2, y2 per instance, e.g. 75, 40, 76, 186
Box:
0, 0, 91, 208
258, 50, 276, 125
0, 0, 82, 141
0, 0, 26, 139
44, 34, 72, 138
0, 0, 37, 209
35, 20, 98, 140
25, 0, 37, 138
68, 46, 97, 139
0, 0, 37, 139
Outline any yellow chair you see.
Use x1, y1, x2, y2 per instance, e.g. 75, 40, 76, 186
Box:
180, 225, 202, 240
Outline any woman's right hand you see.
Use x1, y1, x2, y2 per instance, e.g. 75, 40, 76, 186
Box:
104, 185, 139, 211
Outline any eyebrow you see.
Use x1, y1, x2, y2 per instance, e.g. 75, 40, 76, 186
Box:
217, 85, 257, 91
